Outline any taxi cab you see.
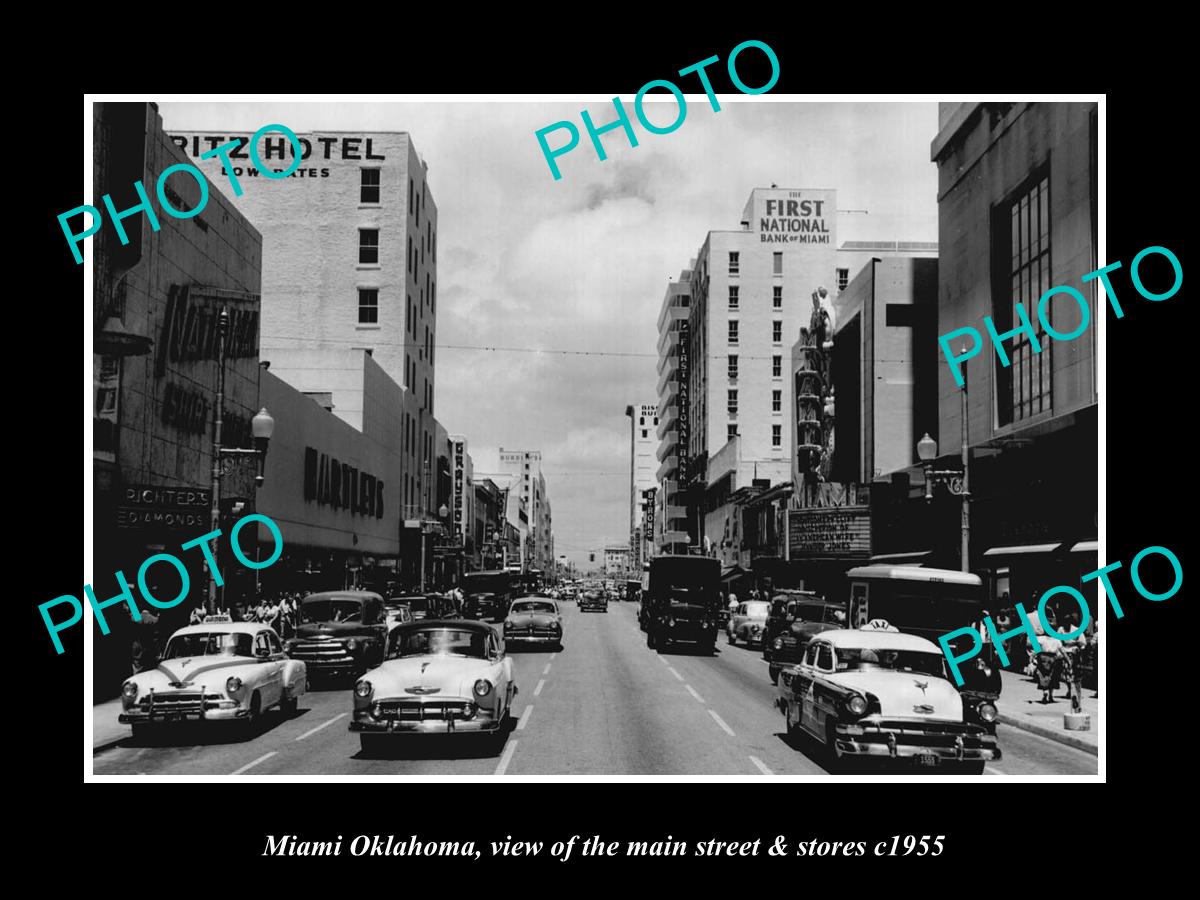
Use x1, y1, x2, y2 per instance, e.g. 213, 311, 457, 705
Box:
776, 620, 1001, 774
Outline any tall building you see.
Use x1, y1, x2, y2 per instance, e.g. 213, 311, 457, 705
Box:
924, 101, 1098, 624
604, 545, 631, 579
625, 402, 658, 563
166, 125, 448, 585
654, 268, 693, 552
494, 448, 554, 573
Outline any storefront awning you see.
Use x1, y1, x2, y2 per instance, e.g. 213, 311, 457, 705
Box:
869, 551, 930, 566
1069, 540, 1098, 553
982, 543, 1063, 557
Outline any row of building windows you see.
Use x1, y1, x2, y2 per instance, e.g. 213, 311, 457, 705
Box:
727, 285, 784, 310
725, 354, 784, 379
727, 320, 784, 344
726, 423, 783, 446
725, 389, 783, 415
726, 251, 786, 276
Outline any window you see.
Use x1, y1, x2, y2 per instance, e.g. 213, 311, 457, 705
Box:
409, 177, 414, 214
993, 172, 1052, 425
405, 294, 412, 333
772, 424, 782, 447
772, 320, 782, 343
358, 229, 378, 264
407, 236, 413, 273
360, 168, 380, 204
772, 355, 782, 377
836, 267, 849, 291
816, 643, 834, 671
727, 424, 738, 442
727, 389, 738, 416
728, 285, 739, 309
641, 429, 648, 438
357, 288, 378, 324
728, 251, 739, 275
431, 281, 436, 313
727, 354, 738, 380
773, 285, 782, 308
773, 252, 782, 275
639, 416, 645, 426
772, 390, 781, 412
405, 354, 412, 388
728, 320, 739, 345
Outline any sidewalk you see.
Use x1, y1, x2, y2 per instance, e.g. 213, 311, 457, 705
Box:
995, 668, 1098, 755
93, 698, 130, 752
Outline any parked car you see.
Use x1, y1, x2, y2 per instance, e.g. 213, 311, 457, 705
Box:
764, 593, 847, 684
578, 590, 608, 612
776, 621, 1001, 774
503, 597, 564, 650
118, 615, 306, 739
349, 620, 517, 755
286, 591, 389, 681
727, 600, 771, 647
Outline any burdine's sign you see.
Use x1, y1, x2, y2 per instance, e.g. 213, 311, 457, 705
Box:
757, 191, 833, 245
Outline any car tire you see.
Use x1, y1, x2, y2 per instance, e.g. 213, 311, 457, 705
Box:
784, 701, 799, 737
769, 666, 779, 685
646, 628, 655, 649
825, 719, 846, 773
727, 631, 736, 645
280, 692, 299, 716
242, 691, 262, 738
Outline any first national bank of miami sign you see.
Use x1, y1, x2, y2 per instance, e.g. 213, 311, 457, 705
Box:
758, 191, 834, 245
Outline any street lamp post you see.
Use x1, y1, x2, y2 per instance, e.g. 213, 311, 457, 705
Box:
206, 307, 275, 614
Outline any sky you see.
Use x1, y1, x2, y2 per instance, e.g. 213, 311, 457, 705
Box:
159, 98, 939, 568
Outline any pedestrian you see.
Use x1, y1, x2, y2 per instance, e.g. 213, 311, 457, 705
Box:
130, 607, 161, 675
189, 601, 207, 625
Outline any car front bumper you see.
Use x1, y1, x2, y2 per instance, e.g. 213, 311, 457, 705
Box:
505, 632, 562, 644
350, 708, 503, 735
831, 720, 1002, 763
119, 703, 249, 725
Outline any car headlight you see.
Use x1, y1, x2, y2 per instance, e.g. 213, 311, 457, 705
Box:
226, 676, 242, 694
701, 620, 710, 628
773, 637, 784, 650
122, 681, 138, 700
346, 639, 360, 652
751, 624, 761, 633
371, 702, 383, 719
504, 620, 516, 628
667, 616, 676, 627
473, 679, 492, 697
355, 679, 373, 698
976, 701, 998, 723
845, 694, 868, 717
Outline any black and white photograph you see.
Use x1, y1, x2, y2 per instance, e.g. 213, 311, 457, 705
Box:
74, 90, 1118, 782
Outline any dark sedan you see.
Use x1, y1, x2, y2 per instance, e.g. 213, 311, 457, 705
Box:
578, 590, 608, 612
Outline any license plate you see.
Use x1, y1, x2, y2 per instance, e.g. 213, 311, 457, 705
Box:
914, 754, 940, 767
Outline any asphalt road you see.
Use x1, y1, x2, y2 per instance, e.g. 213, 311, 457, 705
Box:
93, 602, 1098, 776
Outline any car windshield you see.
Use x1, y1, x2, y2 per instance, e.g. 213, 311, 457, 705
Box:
389, 627, 488, 660
512, 601, 556, 614
835, 647, 947, 678
743, 602, 770, 616
407, 598, 429, 612
300, 599, 364, 624
163, 632, 254, 659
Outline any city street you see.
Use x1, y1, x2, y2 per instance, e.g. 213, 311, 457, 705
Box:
93, 602, 1097, 777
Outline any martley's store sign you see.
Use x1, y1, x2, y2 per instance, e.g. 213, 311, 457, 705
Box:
304, 447, 386, 520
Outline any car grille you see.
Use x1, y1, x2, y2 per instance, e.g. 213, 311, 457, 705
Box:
139, 691, 223, 714
508, 627, 558, 637
377, 700, 472, 721
290, 639, 351, 662
861, 720, 988, 743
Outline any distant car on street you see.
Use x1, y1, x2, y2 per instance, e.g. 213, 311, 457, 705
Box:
503, 597, 564, 649
776, 622, 1001, 774
727, 600, 770, 647
763, 592, 847, 684
119, 616, 307, 740
578, 590, 608, 612
643, 555, 721, 653
350, 620, 517, 756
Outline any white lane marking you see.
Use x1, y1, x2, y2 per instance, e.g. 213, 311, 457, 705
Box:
684, 684, 706, 704
549, 653, 557, 661
542, 663, 552, 675
986, 766, 1007, 776
708, 709, 736, 737
657, 655, 670, 666
667, 667, 685, 681
494, 739, 517, 776
295, 712, 347, 742
230, 751, 277, 776
749, 755, 774, 776
517, 705, 533, 731
534, 679, 546, 697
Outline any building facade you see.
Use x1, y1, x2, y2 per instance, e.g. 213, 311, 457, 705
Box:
92, 102, 263, 698
604, 545, 631, 579
655, 267, 694, 551
496, 448, 554, 573
626, 402, 658, 563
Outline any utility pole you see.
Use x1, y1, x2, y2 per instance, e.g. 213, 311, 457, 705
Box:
961, 356, 971, 574
206, 308, 229, 614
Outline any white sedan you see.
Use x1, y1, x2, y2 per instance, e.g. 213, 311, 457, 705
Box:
350, 620, 517, 756
118, 616, 307, 739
